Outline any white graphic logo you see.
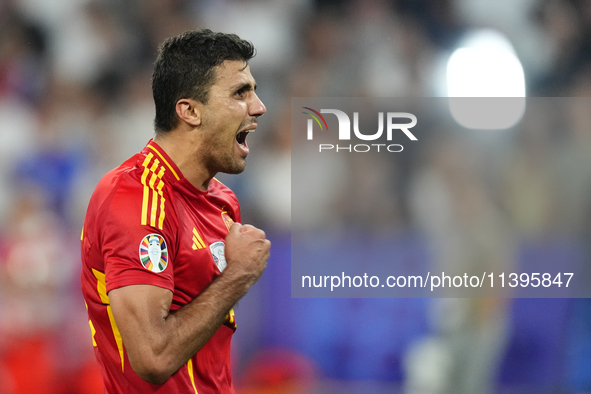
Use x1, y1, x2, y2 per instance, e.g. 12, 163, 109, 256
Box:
209, 241, 227, 272
303, 107, 417, 153
139, 234, 168, 273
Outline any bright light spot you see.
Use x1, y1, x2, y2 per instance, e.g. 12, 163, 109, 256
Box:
447, 30, 525, 97
447, 29, 526, 129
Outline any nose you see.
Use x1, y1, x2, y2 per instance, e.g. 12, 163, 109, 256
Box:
249, 92, 267, 118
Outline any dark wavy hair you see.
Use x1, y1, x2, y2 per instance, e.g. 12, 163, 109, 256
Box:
152, 29, 255, 132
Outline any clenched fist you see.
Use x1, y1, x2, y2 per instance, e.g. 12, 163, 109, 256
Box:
223, 223, 270, 286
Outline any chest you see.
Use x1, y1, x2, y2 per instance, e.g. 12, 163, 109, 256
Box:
169, 194, 236, 307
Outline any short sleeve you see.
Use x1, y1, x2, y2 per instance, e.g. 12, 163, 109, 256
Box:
100, 176, 177, 294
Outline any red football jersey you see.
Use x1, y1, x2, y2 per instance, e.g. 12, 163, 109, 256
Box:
81, 140, 240, 393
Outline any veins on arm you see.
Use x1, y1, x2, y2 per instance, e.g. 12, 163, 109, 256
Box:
109, 274, 249, 385
109, 223, 269, 385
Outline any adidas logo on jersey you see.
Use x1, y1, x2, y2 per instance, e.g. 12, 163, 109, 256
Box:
192, 228, 206, 250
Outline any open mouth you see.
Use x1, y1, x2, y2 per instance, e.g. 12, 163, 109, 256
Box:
236, 130, 248, 146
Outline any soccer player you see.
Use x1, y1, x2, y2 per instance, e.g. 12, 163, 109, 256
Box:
80, 30, 270, 393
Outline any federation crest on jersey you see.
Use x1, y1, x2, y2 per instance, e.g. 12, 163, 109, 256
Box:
221, 210, 234, 231
209, 241, 227, 272
139, 234, 168, 273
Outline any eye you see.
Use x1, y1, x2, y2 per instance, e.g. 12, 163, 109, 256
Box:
235, 88, 247, 98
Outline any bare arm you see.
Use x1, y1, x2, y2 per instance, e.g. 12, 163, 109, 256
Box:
109, 223, 270, 384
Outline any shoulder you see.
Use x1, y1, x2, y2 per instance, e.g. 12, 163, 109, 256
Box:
90, 152, 177, 232
88, 155, 141, 214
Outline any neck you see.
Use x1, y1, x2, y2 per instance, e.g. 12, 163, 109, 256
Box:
153, 128, 214, 191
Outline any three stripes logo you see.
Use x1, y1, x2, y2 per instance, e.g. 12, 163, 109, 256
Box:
192, 228, 206, 250
140, 153, 166, 230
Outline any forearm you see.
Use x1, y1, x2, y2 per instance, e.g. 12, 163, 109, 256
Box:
110, 223, 270, 385
161, 270, 255, 368
125, 268, 257, 384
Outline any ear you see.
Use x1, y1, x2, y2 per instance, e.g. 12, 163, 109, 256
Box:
175, 98, 202, 127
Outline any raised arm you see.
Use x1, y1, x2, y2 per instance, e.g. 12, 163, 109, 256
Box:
109, 223, 270, 384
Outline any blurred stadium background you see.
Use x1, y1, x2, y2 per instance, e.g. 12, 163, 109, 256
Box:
1, 0, 591, 392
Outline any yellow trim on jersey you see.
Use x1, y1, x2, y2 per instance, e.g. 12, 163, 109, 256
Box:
89, 319, 97, 347
93, 268, 125, 372
140, 154, 167, 230
192, 228, 206, 250
212, 177, 226, 187
140, 153, 154, 226
187, 359, 198, 394
148, 159, 160, 227
81, 226, 84, 241
225, 308, 236, 329
84, 301, 97, 347
192, 240, 204, 249
148, 144, 180, 181
157, 179, 166, 229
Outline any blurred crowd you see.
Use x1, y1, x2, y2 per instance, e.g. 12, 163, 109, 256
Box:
1, 0, 591, 393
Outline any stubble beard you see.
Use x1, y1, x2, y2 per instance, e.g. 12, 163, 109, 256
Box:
204, 119, 252, 176
204, 144, 246, 176
221, 159, 246, 175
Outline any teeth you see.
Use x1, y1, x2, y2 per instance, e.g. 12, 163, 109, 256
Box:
236, 128, 256, 145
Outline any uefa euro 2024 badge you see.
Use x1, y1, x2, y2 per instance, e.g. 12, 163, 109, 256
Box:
139, 234, 169, 273
209, 241, 227, 272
